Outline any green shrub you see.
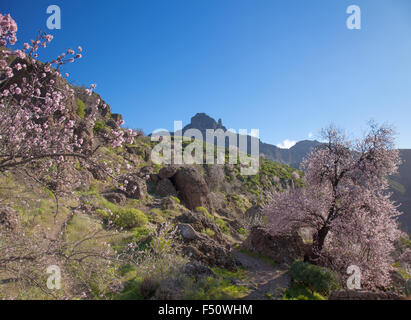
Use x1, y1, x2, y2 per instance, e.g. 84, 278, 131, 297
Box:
215, 218, 230, 234
76, 98, 86, 118
400, 236, 411, 249
195, 206, 214, 219
148, 208, 165, 223
202, 228, 215, 237
112, 208, 148, 229
184, 276, 248, 300
288, 261, 339, 296
237, 227, 248, 235
283, 283, 326, 300
95, 208, 109, 219
93, 120, 107, 132
133, 226, 151, 241
171, 196, 181, 204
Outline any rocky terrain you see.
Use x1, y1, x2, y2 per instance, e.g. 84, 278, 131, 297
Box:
1, 81, 410, 299
0, 78, 314, 299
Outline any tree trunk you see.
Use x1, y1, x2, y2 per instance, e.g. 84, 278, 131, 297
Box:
305, 225, 329, 264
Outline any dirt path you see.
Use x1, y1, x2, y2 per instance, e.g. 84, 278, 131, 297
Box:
233, 250, 290, 300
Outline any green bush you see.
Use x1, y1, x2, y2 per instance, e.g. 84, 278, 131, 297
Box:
112, 208, 148, 229
195, 206, 214, 219
171, 196, 181, 204
288, 261, 339, 296
184, 277, 249, 300
93, 120, 107, 132
202, 228, 215, 237
237, 227, 248, 235
283, 283, 326, 300
400, 236, 411, 249
76, 98, 86, 118
215, 218, 230, 234
96, 201, 148, 229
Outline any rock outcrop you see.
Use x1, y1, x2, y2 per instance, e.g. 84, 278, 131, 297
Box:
242, 226, 308, 265
175, 211, 236, 270
172, 166, 212, 211
121, 174, 147, 199
155, 178, 177, 197
103, 192, 127, 205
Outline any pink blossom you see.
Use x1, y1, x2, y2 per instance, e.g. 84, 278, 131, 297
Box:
265, 124, 401, 289
13, 50, 25, 59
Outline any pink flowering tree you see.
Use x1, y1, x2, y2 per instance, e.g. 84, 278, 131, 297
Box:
0, 13, 142, 298
0, 13, 134, 198
265, 123, 402, 289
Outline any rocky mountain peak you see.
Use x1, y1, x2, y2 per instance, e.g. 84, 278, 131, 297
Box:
183, 113, 226, 133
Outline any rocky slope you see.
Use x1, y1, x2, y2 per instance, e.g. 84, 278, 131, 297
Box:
0, 84, 308, 299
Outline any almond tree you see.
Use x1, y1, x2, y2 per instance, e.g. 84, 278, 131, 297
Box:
0, 13, 134, 196
265, 123, 402, 288
0, 13, 137, 298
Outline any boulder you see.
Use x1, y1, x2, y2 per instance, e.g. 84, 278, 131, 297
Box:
122, 174, 147, 199
158, 165, 180, 180
175, 213, 236, 270
177, 223, 200, 240
103, 192, 126, 205
175, 211, 225, 243
196, 238, 237, 271
181, 238, 237, 271
149, 174, 160, 184
204, 164, 225, 191
242, 226, 308, 265
155, 178, 177, 197
173, 166, 212, 211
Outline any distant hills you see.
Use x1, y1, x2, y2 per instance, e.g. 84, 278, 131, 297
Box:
180, 113, 411, 232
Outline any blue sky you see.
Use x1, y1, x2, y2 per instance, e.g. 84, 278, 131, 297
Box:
3, 0, 411, 148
